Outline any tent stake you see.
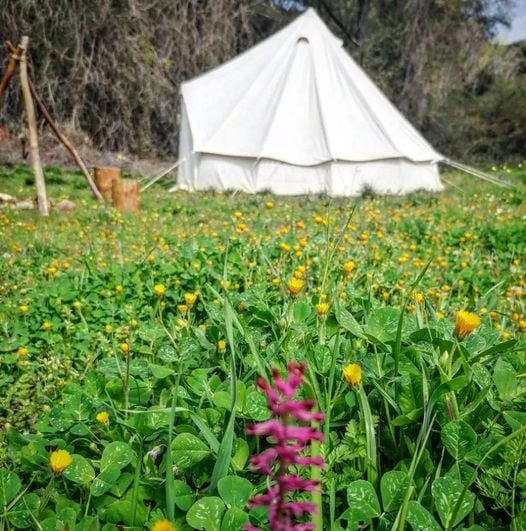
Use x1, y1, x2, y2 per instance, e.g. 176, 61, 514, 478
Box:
19, 36, 48, 216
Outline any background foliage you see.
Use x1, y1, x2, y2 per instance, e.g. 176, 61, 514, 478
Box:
0, 0, 525, 159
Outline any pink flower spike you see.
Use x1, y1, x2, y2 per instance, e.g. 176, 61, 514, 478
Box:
244, 362, 324, 530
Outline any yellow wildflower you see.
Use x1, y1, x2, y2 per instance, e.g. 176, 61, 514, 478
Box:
343, 261, 355, 274
151, 519, 175, 531
115, 284, 124, 294
120, 343, 129, 354
105, 324, 113, 333
455, 310, 481, 340
49, 449, 72, 475
177, 304, 188, 313
154, 284, 166, 297
343, 364, 362, 387
96, 411, 110, 425
18, 347, 28, 357
288, 278, 304, 297
316, 302, 329, 317
42, 321, 52, 331
19, 305, 29, 313
218, 339, 226, 352
184, 292, 197, 306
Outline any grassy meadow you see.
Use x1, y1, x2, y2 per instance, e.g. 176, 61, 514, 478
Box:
0, 163, 526, 530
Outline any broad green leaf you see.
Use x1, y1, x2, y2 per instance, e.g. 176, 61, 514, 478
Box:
407, 500, 441, 531
7, 493, 40, 528
90, 442, 134, 496
171, 433, 210, 469
335, 303, 366, 338
221, 507, 250, 531
186, 496, 226, 531
431, 477, 475, 528
347, 480, 381, 522
493, 359, 517, 400
366, 308, 401, 344
245, 391, 271, 421
293, 301, 311, 322
173, 480, 194, 511
0, 469, 21, 506
231, 439, 249, 471
150, 363, 175, 379
64, 454, 95, 485
218, 476, 253, 507
380, 470, 409, 512
441, 421, 477, 460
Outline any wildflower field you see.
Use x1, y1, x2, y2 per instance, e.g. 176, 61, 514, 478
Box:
1, 163, 526, 531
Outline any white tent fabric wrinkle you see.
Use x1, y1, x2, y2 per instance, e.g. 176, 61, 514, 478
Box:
178, 8, 444, 196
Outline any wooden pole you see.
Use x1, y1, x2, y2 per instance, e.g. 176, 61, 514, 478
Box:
28, 77, 104, 201
0, 41, 23, 98
19, 36, 48, 216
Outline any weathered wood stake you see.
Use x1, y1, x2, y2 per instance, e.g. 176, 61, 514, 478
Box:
19, 36, 48, 216
0, 41, 23, 98
28, 77, 103, 201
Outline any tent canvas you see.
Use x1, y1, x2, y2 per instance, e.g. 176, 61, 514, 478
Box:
177, 8, 444, 196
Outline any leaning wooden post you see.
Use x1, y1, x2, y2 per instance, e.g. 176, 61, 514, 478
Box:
28, 77, 104, 201
19, 36, 48, 216
0, 41, 23, 98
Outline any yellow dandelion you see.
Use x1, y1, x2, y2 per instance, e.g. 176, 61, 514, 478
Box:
218, 339, 226, 352
316, 302, 329, 317
18, 347, 28, 357
96, 411, 110, 425
19, 305, 29, 313
184, 292, 197, 306
151, 519, 175, 531
120, 343, 129, 354
42, 321, 52, 331
49, 449, 73, 475
288, 278, 304, 297
343, 364, 362, 387
455, 310, 481, 340
154, 284, 166, 297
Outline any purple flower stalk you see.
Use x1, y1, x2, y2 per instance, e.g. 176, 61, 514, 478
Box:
244, 362, 324, 531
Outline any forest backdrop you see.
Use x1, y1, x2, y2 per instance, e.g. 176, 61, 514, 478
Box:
0, 0, 525, 162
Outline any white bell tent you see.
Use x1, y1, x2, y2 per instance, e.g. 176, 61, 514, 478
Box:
176, 8, 445, 196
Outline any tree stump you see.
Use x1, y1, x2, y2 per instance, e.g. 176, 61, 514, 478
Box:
94, 166, 121, 202
112, 178, 140, 212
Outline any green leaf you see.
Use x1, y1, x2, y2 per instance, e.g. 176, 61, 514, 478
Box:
90, 441, 134, 496
335, 303, 366, 338
380, 470, 409, 512
366, 308, 401, 344
218, 476, 253, 507
231, 439, 249, 471
431, 477, 475, 528
186, 496, 226, 531
493, 358, 517, 400
441, 421, 477, 460
173, 480, 194, 511
221, 507, 250, 531
245, 391, 271, 421
0, 469, 21, 506
293, 301, 311, 322
347, 480, 381, 522
406, 500, 441, 531
171, 433, 210, 470
150, 363, 175, 379
64, 454, 95, 485
8, 493, 40, 528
